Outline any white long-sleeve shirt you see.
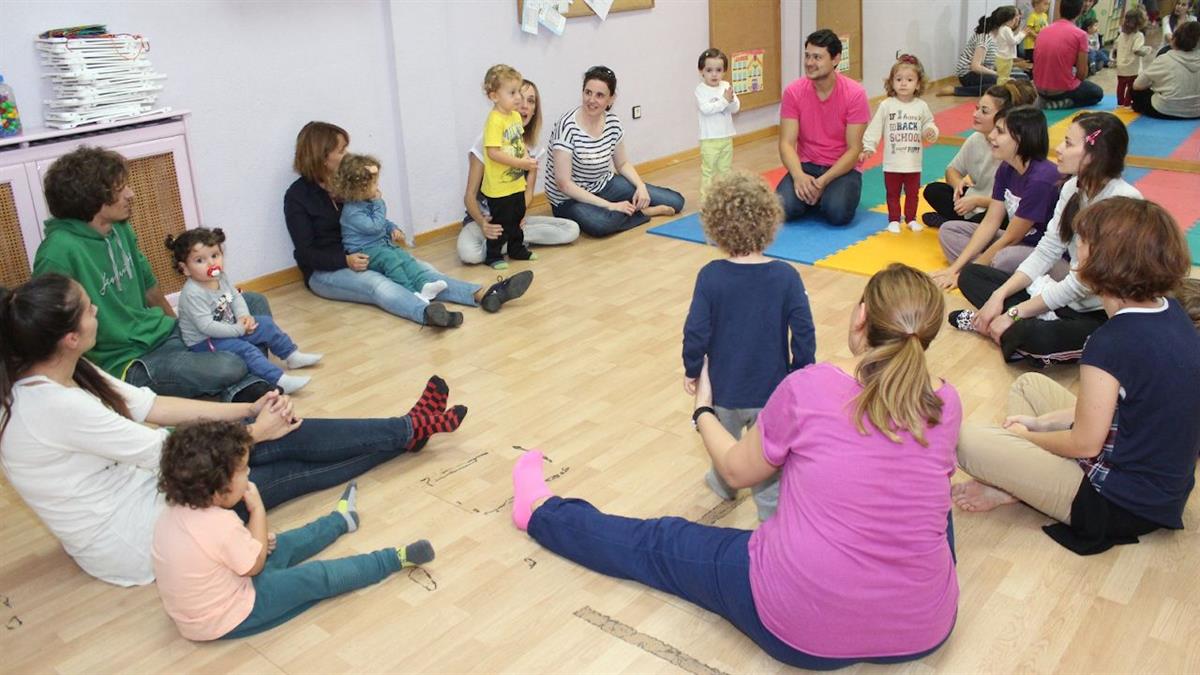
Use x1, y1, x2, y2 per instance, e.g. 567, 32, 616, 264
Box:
695, 81, 739, 140
1015, 176, 1142, 312
862, 97, 939, 173
996, 25, 1026, 59
0, 369, 165, 586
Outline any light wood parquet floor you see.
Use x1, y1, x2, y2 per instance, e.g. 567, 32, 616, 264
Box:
3, 71, 1198, 674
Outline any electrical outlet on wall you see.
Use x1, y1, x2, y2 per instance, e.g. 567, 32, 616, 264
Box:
632, 105, 642, 119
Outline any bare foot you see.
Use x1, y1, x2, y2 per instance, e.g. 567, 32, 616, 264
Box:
952, 480, 1019, 512
642, 205, 675, 217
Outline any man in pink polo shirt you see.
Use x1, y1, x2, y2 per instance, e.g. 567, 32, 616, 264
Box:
775, 29, 870, 226
1033, 0, 1103, 109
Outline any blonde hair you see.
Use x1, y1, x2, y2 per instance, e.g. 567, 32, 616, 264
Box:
483, 64, 523, 95
852, 264, 946, 445
699, 171, 782, 256
293, 121, 349, 184
331, 153, 380, 203
883, 55, 928, 97
1174, 278, 1200, 331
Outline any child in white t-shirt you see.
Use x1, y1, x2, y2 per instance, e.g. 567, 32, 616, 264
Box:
995, 7, 1026, 84
861, 55, 940, 234
695, 48, 740, 198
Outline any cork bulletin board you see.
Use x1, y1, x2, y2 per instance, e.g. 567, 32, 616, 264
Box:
707, 0, 781, 112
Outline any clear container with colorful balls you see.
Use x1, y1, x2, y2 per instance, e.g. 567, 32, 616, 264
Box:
0, 75, 23, 138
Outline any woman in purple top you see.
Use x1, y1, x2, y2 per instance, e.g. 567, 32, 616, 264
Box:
932, 106, 1060, 290
509, 264, 960, 669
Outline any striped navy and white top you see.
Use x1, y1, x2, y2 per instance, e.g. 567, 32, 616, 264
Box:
544, 107, 624, 206
956, 31, 997, 77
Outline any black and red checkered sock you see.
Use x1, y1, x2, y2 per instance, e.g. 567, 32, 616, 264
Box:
406, 405, 467, 449
407, 375, 449, 418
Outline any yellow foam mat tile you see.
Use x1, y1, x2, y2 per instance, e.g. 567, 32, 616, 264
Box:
1046, 107, 1139, 152
815, 226, 947, 276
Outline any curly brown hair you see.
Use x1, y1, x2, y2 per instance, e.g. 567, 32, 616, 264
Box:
883, 55, 927, 97
700, 171, 782, 256
43, 146, 129, 222
158, 420, 252, 508
1075, 197, 1190, 302
331, 153, 381, 203
1172, 278, 1200, 331
483, 64, 522, 95
164, 227, 226, 273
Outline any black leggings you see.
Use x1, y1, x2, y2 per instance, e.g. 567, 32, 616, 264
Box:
923, 182, 988, 223
958, 264, 1107, 367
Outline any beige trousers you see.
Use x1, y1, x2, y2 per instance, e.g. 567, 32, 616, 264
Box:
957, 373, 1085, 523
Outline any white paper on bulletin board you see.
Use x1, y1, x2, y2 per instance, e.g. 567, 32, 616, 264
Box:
731, 49, 765, 95
837, 35, 850, 73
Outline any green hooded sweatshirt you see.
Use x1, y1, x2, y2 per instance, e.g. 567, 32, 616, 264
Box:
33, 218, 175, 377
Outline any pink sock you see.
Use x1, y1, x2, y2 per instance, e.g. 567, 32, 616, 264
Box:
512, 450, 554, 531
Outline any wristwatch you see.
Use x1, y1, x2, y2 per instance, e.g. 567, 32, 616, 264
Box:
1006, 306, 1023, 322
692, 406, 716, 430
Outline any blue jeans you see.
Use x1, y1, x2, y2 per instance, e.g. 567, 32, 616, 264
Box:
775, 164, 862, 226
1088, 48, 1110, 73
308, 261, 481, 326
221, 513, 402, 639
247, 416, 414, 510
188, 315, 295, 384
125, 292, 271, 402
528, 497, 955, 670
1040, 80, 1104, 108
551, 175, 685, 237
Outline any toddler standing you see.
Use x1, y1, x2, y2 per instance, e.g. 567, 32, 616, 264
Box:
1115, 6, 1151, 106
334, 154, 449, 303
480, 64, 539, 270
152, 421, 434, 641
695, 48, 740, 198
1025, 0, 1050, 61
861, 55, 940, 234
682, 171, 815, 521
168, 228, 321, 395
995, 7, 1026, 84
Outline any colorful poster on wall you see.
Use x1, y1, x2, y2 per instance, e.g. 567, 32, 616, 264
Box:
731, 49, 765, 95
837, 35, 851, 73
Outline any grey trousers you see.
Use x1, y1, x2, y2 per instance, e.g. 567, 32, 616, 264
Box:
707, 406, 780, 521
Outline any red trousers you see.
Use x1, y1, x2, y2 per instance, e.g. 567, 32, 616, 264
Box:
1116, 76, 1136, 106
884, 171, 921, 223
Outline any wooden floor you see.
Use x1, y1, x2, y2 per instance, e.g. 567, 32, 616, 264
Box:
3, 72, 1199, 674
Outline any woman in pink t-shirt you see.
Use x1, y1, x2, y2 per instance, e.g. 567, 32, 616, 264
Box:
510, 264, 960, 668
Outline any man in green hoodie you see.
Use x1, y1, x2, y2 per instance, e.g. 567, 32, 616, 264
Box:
33, 146, 274, 402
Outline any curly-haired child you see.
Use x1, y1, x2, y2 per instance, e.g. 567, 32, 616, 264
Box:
861, 55, 940, 234
480, 63, 539, 269
333, 153, 449, 302
1115, 6, 1151, 106
682, 171, 815, 521
167, 228, 321, 394
152, 420, 435, 641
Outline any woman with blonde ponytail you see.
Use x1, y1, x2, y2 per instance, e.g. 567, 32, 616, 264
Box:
508, 263, 961, 668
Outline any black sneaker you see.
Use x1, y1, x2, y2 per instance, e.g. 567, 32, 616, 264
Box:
922, 212, 947, 228
423, 302, 464, 328
948, 309, 976, 332
480, 270, 533, 313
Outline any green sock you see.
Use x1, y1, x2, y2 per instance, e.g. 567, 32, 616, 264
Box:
336, 482, 359, 532
397, 540, 435, 567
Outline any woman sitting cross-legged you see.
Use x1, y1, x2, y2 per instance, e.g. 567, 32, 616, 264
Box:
954, 198, 1200, 555
0, 274, 467, 586
511, 263, 960, 669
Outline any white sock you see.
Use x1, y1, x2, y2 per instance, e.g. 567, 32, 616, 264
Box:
887, 221, 902, 234
412, 291, 430, 305
284, 350, 323, 369
418, 280, 448, 302
908, 220, 925, 232
276, 373, 310, 394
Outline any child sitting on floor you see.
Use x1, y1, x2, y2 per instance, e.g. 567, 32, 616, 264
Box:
861, 54, 940, 234
334, 153, 449, 302
682, 171, 815, 521
168, 228, 321, 394
152, 420, 435, 641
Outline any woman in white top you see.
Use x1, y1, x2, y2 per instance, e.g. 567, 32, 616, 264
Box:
545, 65, 685, 237
951, 113, 1142, 366
0, 275, 467, 586
1160, 0, 1197, 53
457, 79, 579, 264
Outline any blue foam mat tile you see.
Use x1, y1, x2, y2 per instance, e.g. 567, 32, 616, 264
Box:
648, 210, 891, 265
1125, 114, 1200, 158
1122, 166, 1152, 184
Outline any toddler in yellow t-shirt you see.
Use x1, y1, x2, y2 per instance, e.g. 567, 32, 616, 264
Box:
481, 64, 539, 269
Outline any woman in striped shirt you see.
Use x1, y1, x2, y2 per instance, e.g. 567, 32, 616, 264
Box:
546, 66, 685, 237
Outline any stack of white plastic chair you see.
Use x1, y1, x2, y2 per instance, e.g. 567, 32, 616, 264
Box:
36, 34, 168, 129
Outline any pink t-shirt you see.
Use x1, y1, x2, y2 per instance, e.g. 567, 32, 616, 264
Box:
1033, 19, 1089, 91
779, 74, 871, 169
152, 505, 261, 641
747, 363, 960, 658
